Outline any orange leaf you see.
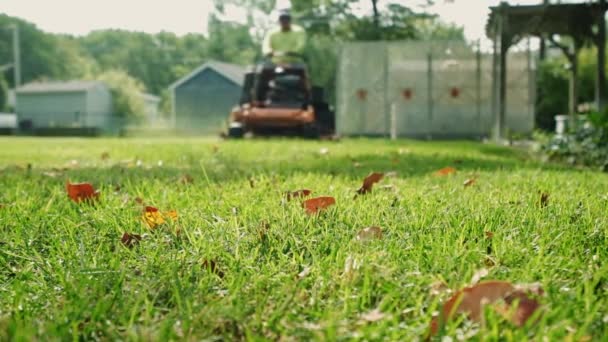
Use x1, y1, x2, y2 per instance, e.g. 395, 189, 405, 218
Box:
66, 180, 99, 203
286, 189, 313, 201
429, 280, 542, 336
356, 226, 383, 241
303, 196, 336, 215
121, 232, 142, 248
357, 172, 384, 195
165, 210, 178, 221
463, 178, 476, 187
143, 206, 165, 228
435, 167, 456, 176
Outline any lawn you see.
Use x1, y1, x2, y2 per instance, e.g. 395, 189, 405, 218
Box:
0, 137, 607, 341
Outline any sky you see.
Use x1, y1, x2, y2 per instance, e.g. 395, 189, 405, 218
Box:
0, 0, 551, 41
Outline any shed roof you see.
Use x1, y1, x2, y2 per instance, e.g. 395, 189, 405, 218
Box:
16, 81, 107, 94
169, 60, 247, 90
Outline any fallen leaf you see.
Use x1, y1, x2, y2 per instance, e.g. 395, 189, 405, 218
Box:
470, 268, 489, 285
356, 226, 383, 241
211, 145, 219, 153
286, 189, 312, 201
143, 206, 165, 228
178, 174, 193, 185
485, 231, 494, 239
435, 167, 457, 176
430, 280, 451, 296
356, 172, 384, 195
202, 259, 224, 278
319, 147, 329, 155
66, 180, 100, 203
303, 196, 336, 215
353, 161, 363, 168
121, 232, 142, 248
464, 178, 476, 187
429, 280, 543, 336
360, 308, 386, 323
540, 192, 550, 208
165, 210, 178, 221
298, 267, 311, 279
134, 197, 144, 205
101, 152, 110, 160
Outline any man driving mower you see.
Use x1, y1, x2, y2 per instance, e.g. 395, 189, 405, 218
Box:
262, 10, 306, 65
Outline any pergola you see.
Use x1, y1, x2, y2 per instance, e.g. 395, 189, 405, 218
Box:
487, 1, 608, 139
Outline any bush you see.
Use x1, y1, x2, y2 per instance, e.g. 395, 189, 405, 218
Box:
542, 111, 608, 170
95, 70, 145, 119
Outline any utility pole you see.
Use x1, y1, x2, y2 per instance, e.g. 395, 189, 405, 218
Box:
11, 24, 21, 88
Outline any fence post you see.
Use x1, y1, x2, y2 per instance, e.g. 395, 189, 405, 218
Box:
390, 102, 397, 140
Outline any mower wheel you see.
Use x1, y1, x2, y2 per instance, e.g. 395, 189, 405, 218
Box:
302, 123, 321, 139
228, 125, 245, 139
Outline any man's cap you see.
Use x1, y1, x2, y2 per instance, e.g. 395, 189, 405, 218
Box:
279, 9, 291, 20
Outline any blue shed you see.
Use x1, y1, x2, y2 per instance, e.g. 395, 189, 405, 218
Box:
170, 60, 246, 134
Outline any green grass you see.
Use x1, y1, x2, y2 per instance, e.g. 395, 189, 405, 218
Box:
1, 137, 607, 341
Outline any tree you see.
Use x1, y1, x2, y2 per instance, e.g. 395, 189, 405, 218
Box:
95, 70, 145, 119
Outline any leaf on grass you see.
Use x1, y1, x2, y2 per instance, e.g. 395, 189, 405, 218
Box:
165, 210, 178, 221
303, 196, 336, 215
202, 259, 225, 278
429, 280, 543, 336
359, 308, 386, 323
134, 197, 144, 205
319, 147, 330, 155
356, 172, 384, 195
540, 192, 550, 208
143, 206, 165, 228
121, 232, 142, 248
101, 152, 110, 160
464, 178, 476, 187
435, 167, 457, 176
485, 231, 494, 239
286, 189, 312, 201
179, 174, 194, 184
470, 268, 489, 285
66, 180, 99, 203
298, 266, 311, 280
356, 226, 383, 241
142, 207, 178, 228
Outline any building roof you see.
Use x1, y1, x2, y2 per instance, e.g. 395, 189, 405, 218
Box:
16, 81, 107, 94
169, 60, 247, 90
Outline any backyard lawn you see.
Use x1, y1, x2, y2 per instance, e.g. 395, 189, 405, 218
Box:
0, 137, 607, 340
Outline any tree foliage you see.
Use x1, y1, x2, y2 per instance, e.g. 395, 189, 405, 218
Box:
95, 70, 145, 119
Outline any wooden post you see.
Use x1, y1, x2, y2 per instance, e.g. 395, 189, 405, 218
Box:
597, 0, 607, 111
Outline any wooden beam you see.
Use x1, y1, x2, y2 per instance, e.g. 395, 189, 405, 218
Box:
597, 0, 606, 111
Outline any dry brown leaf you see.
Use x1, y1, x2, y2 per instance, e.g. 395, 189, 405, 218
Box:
429, 280, 543, 336
134, 197, 144, 205
303, 196, 336, 215
360, 309, 386, 323
121, 232, 142, 248
356, 172, 384, 195
356, 226, 383, 241
66, 180, 100, 203
464, 178, 476, 187
540, 192, 550, 208
179, 174, 194, 184
101, 152, 110, 160
435, 167, 457, 176
470, 268, 489, 285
